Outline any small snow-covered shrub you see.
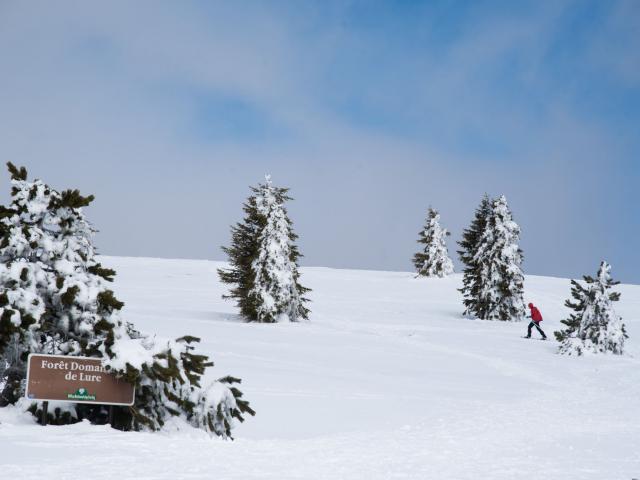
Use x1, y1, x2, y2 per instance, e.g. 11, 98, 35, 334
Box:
555, 261, 627, 355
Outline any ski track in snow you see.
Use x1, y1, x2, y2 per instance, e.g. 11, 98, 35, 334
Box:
1, 256, 639, 479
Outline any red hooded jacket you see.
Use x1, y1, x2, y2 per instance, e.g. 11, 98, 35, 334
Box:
528, 304, 543, 323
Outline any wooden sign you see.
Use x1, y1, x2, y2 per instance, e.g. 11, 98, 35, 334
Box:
25, 353, 135, 406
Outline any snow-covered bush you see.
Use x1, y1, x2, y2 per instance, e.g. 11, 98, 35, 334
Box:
219, 175, 310, 323
413, 207, 454, 278
555, 261, 627, 355
0, 163, 254, 436
458, 195, 525, 321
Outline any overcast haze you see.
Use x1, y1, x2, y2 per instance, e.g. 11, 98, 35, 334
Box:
0, 0, 638, 282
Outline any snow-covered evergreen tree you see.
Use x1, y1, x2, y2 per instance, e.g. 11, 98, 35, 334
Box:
459, 195, 525, 321
555, 261, 627, 355
457, 194, 492, 317
473, 195, 525, 321
0, 163, 254, 436
217, 184, 263, 321
413, 208, 454, 278
219, 175, 310, 323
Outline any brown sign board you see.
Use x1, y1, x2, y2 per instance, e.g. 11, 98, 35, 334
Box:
26, 354, 135, 406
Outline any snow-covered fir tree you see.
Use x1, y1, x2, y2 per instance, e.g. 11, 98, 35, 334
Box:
0, 163, 254, 436
555, 261, 627, 355
219, 175, 310, 323
459, 195, 525, 321
413, 208, 454, 278
474, 195, 526, 321
457, 194, 492, 317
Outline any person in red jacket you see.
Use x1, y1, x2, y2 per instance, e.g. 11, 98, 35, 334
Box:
526, 303, 547, 340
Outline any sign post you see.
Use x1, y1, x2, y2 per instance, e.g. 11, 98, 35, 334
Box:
25, 353, 135, 425
41, 401, 48, 425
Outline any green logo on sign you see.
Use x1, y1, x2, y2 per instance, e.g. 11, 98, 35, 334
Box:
67, 387, 96, 401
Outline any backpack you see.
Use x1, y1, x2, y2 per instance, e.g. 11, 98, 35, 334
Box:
531, 306, 543, 322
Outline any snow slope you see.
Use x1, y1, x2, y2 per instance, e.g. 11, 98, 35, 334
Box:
1, 256, 639, 479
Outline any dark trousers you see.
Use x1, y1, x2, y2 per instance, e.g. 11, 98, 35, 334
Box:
527, 321, 546, 338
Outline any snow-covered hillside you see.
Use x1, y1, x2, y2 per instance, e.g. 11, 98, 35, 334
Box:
2, 256, 639, 479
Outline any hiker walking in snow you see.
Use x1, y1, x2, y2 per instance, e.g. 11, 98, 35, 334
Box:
526, 303, 547, 340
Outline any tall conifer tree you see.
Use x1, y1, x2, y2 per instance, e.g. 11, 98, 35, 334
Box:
458, 195, 525, 321
413, 208, 454, 278
472, 195, 526, 321
219, 176, 310, 322
555, 261, 627, 355
458, 194, 492, 317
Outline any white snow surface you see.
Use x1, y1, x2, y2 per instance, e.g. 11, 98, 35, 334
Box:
1, 256, 639, 479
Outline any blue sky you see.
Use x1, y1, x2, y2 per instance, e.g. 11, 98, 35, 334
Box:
0, 0, 638, 282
